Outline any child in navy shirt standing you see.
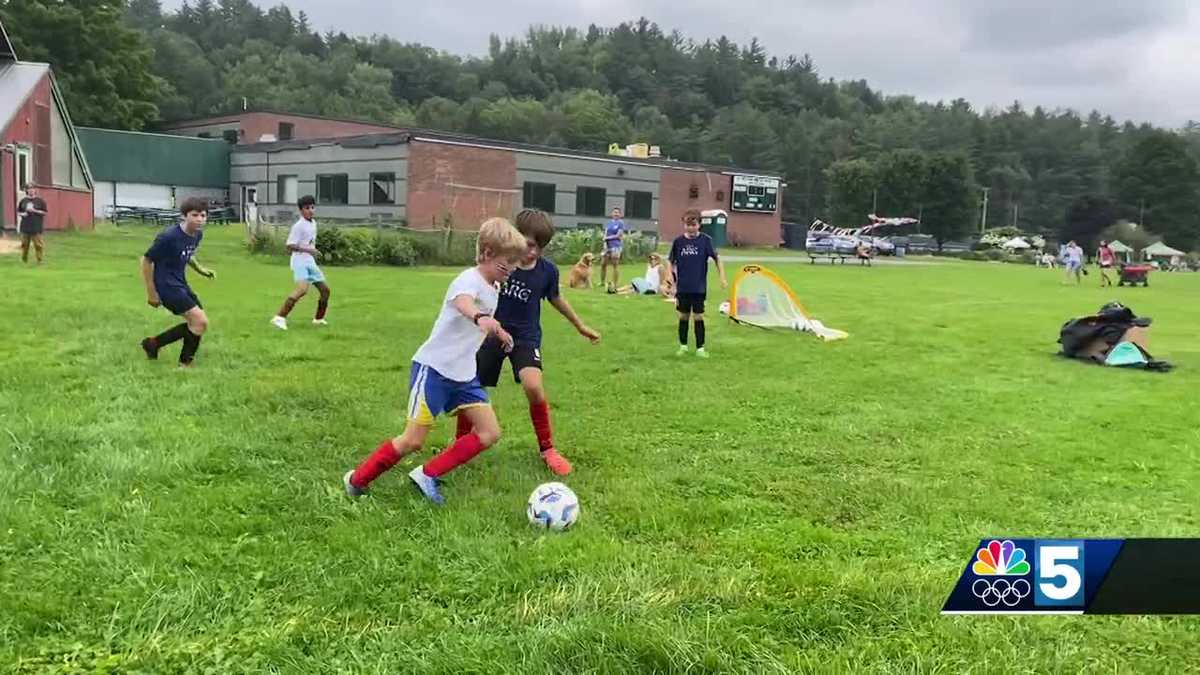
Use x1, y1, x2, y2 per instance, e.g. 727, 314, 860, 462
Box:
669, 208, 726, 358
139, 198, 216, 367
474, 209, 600, 475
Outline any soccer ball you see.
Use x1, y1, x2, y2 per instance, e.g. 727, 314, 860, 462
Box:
527, 482, 579, 531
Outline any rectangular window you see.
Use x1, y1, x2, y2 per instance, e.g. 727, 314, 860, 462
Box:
625, 190, 652, 219
575, 186, 607, 217
370, 172, 396, 205
16, 148, 30, 190
222, 129, 239, 144
316, 174, 349, 205
278, 122, 294, 141
522, 181, 556, 213
277, 175, 298, 205
34, 104, 50, 185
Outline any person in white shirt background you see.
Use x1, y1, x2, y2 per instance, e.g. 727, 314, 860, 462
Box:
271, 195, 332, 330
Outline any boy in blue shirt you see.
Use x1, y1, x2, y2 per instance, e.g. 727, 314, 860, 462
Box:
473, 209, 600, 475
669, 208, 726, 358
139, 198, 216, 367
601, 207, 625, 292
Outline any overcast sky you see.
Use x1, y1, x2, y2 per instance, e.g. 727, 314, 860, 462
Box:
162, 0, 1198, 127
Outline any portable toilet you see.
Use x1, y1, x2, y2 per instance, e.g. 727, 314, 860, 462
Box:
700, 209, 729, 247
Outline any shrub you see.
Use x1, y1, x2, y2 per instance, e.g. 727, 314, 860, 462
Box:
544, 228, 656, 265
247, 228, 285, 256
983, 249, 1006, 262
314, 228, 374, 265
375, 231, 418, 266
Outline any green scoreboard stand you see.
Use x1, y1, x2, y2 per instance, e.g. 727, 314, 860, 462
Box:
731, 174, 779, 213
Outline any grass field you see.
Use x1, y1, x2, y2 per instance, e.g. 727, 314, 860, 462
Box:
2, 224, 1199, 673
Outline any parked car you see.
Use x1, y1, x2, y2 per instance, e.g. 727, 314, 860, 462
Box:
805, 231, 859, 254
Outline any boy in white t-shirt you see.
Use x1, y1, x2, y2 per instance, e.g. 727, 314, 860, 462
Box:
344, 217, 528, 505
271, 195, 331, 330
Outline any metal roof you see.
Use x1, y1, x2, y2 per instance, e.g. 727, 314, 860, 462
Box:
0, 61, 48, 132
77, 127, 230, 187
159, 108, 405, 132
233, 127, 782, 178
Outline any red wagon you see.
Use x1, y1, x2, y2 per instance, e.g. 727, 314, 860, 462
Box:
1117, 264, 1153, 287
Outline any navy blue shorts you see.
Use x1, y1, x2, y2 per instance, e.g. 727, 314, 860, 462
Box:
676, 292, 706, 315
160, 287, 201, 315
477, 336, 542, 386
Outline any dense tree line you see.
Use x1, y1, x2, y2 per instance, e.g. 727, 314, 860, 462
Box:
2, 0, 1199, 248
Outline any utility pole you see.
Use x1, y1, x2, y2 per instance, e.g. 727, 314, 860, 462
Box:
872, 189, 878, 215
980, 187, 991, 233
1139, 199, 1145, 227
1012, 202, 1019, 229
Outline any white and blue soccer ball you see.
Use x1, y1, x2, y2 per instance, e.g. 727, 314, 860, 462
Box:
527, 482, 579, 531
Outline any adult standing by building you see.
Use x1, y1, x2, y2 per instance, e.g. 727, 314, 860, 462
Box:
17, 185, 47, 265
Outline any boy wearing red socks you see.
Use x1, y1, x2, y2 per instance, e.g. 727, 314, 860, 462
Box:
344, 217, 527, 505
472, 209, 600, 476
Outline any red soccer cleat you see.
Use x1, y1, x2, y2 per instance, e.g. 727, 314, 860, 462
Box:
541, 448, 572, 476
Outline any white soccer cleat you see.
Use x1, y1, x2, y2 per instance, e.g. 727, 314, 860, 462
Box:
270, 316, 288, 331
312, 319, 329, 326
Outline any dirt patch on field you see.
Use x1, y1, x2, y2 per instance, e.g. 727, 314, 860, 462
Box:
0, 239, 20, 255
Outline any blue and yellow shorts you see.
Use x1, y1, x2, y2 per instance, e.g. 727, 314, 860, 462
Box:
407, 362, 489, 426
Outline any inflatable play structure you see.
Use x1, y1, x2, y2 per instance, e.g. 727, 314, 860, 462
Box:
720, 264, 848, 341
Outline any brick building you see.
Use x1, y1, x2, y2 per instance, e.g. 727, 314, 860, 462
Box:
229, 129, 784, 246
159, 110, 401, 146
0, 21, 93, 232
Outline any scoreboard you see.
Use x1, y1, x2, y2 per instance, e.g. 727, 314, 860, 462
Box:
731, 174, 779, 213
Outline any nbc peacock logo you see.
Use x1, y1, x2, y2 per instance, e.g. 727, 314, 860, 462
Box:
973, 539, 1031, 576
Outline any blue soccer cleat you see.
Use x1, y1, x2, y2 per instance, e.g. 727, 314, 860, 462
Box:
408, 466, 445, 506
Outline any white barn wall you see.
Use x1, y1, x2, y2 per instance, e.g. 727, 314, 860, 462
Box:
92, 182, 227, 218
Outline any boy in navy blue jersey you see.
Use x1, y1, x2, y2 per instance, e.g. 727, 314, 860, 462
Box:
139, 198, 216, 367
472, 209, 600, 475
669, 208, 726, 358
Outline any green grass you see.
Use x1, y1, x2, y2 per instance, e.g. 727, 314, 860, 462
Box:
2, 224, 1200, 673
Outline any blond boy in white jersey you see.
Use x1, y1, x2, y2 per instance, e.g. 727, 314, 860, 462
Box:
344, 217, 527, 505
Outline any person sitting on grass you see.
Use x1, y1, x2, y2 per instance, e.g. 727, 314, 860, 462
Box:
856, 241, 874, 265
616, 253, 674, 298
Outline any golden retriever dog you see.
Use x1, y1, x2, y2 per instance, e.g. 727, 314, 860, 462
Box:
567, 252, 596, 288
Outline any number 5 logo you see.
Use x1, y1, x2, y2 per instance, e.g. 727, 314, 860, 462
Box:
1034, 541, 1085, 607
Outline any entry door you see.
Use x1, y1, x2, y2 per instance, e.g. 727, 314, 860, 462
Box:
8, 147, 31, 230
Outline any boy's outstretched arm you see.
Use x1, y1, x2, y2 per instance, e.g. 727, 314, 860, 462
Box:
714, 256, 728, 288
451, 293, 514, 351
550, 296, 600, 343
188, 257, 216, 279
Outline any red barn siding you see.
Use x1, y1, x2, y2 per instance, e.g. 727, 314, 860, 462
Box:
2, 73, 93, 231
